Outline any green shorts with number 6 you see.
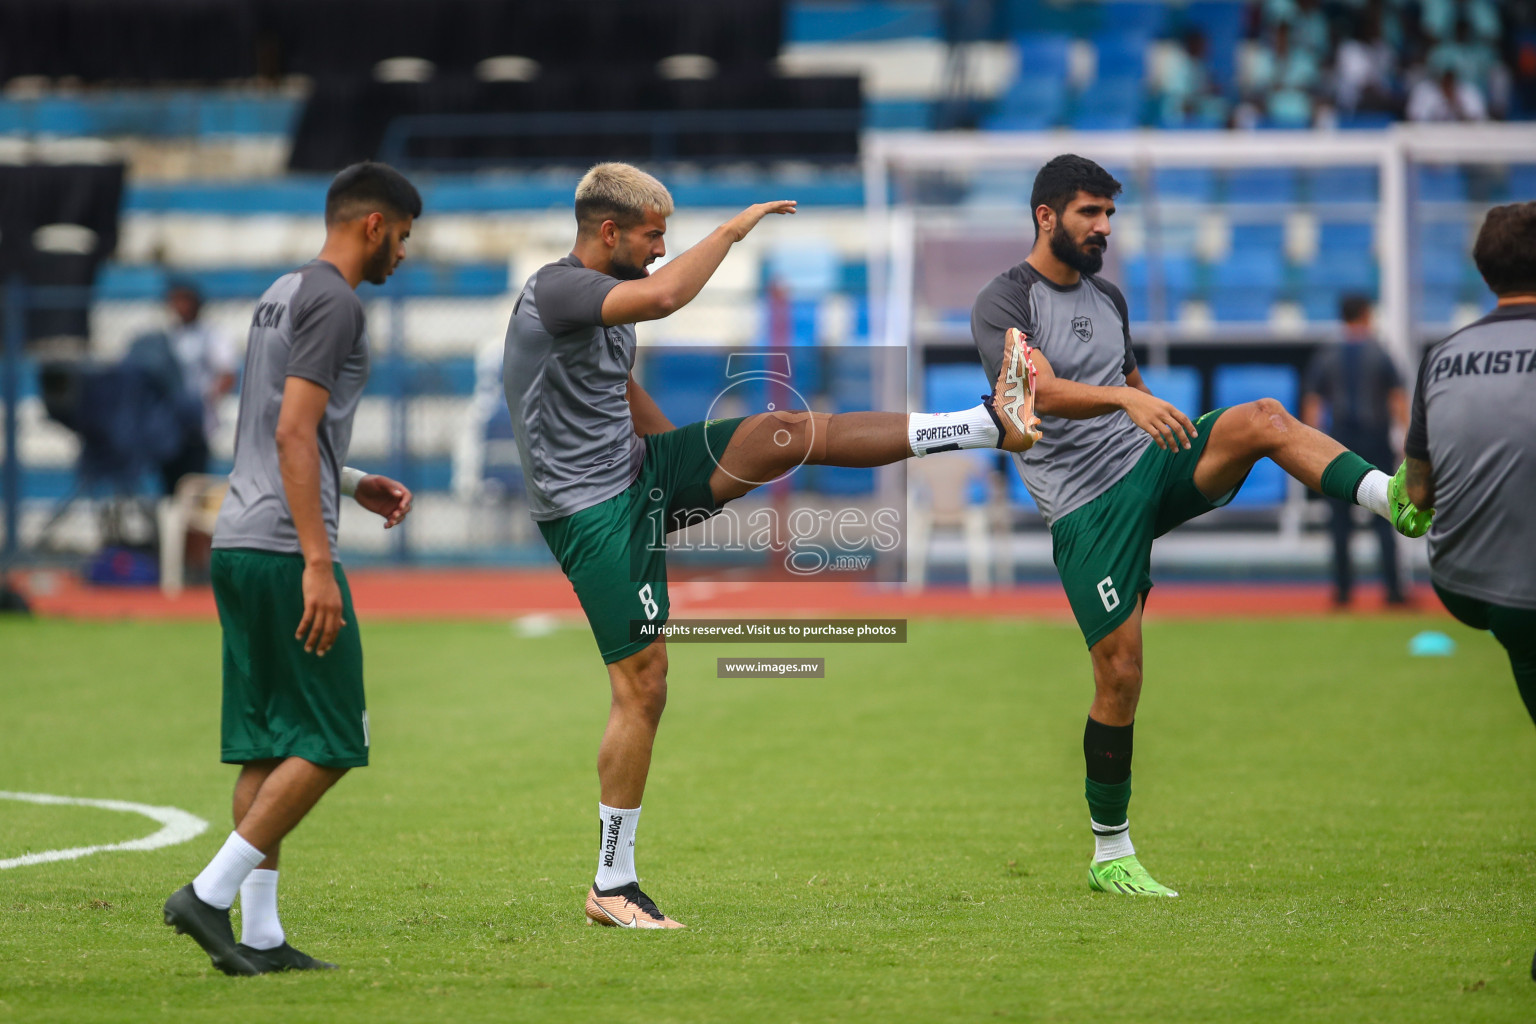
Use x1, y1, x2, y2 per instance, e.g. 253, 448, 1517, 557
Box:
1050, 407, 1248, 648
539, 417, 745, 664
211, 548, 369, 768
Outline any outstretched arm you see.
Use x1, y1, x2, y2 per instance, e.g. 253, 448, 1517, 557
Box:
601, 201, 797, 326
1032, 348, 1197, 451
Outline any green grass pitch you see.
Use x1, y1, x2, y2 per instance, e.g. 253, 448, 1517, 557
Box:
1, 614, 1533, 1022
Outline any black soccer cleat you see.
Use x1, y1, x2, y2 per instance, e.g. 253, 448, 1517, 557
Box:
162, 884, 261, 976
236, 941, 339, 972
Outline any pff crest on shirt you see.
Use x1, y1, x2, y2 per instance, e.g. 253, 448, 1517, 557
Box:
1072, 315, 1093, 343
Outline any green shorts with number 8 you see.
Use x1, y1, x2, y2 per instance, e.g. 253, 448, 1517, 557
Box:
539, 417, 745, 664
1050, 407, 1248, 648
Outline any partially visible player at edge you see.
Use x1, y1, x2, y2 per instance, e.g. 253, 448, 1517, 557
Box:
162, 162, 419, 975
969, 154, 1432, 897
504, 162, 1042, 929
1400, 201, 1536, 983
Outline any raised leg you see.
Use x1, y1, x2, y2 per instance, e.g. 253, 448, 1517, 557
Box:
708, 410, 910, 504
1193, 398, 1349, 500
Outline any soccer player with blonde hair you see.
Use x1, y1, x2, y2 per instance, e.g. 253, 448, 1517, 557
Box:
504, 162, 1043, 927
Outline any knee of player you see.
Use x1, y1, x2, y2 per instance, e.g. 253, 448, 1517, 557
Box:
1095, 651, 1143, 690
1242, 397, 1295, 449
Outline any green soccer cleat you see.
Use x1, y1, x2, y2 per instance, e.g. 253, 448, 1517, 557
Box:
1387, 462, 1433, 538
1088, 855, 1179, 897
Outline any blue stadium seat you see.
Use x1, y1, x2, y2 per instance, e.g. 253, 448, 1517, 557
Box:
1151, 167, 1217, 202
1007, 465, 1038, 512
1092, 32, 1149, 83
1338, 111, 1394, 130
1301, 254, 1378, 321
924, 362, 985, 412
986, 77, 1067, 130
1182, 2, 1244, 85
1212, 364, 1299, 507
1308, 167, 1378, 202
1136, 364, 1203, 417
1416, 166, 1468, 202
1013, 32, 1073, 79
1208, 290, 1277, 322
1509, 165, 1536, 199
1316, 220, 1374, 257
1123, 254, 1198, 316
1213, 249, 1284, 291
785, 1, 944, 43
1225, 168, 1300, 204
641, 350, 730, 423
1227, 222, 1286, 256
1101, 2, 1168, 37
1071, 79, 1143, 130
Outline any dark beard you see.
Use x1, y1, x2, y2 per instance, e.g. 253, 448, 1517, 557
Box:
362, 238, 393, 285
609, 253, 649, 281
1050, 222, 1106, 275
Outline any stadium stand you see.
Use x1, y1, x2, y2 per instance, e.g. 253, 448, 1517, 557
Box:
0, 0, 1532, 575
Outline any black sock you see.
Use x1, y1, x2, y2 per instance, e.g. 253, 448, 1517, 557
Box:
1084, 716, 1133, 784
1084, 717, 1133, 827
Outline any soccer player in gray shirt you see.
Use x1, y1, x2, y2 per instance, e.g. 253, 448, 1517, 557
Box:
1404, 204, 1536, 981
505, 163, 1042, 928
163, 163, 418, 975
970, 155, 1432, 897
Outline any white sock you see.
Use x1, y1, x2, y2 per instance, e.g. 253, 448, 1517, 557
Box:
191, 831, 266, 910
907, 405, 999, 457
594, 803, 641, 891
1354, 469, 1391, 518
238, 869, 285, 950
1092, 819, 1135, 863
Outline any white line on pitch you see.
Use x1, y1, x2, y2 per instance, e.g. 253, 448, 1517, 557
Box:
0, 791, 208, 870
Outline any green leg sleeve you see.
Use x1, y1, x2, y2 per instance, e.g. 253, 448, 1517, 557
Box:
1085, 776, 1132, 828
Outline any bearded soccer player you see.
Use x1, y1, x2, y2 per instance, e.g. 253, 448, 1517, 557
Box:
504, 162, 1042, 928
162, 162, 418, 974
970, 154, 1432, 897
1401, 202, 1536, 982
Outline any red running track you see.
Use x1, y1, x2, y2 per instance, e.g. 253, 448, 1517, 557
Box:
7, 569, 1445, 623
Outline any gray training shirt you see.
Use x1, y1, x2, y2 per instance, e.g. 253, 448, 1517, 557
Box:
1405, 304, 1536, 608
972, 261, 1150, 526
503, 254, 645, 521
213, 260, 369, 557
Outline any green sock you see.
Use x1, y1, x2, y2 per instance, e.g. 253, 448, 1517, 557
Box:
1320, 451, 1374, 504
1085, 776, 1131, 827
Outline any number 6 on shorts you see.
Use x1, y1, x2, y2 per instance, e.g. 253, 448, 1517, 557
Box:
1097, 576, 1120, 612
638, 584, 659, 620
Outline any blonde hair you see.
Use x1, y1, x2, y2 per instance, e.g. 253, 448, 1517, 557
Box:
574, 162, 674, 234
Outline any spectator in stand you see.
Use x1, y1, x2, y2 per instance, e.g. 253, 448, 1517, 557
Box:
1428, 17, 1508, 116
1407, 66, 1489, 121
1301, 294, 1410, 608
162, 280, 239, 493
1243, 20, 1324, 125
1158, 27, 1231, 127
1333, 4, 1400, 115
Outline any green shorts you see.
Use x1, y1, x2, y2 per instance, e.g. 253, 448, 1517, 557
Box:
1050, 408, 1246, 648
539, 417, 745, 664
211, 548, 369, 768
